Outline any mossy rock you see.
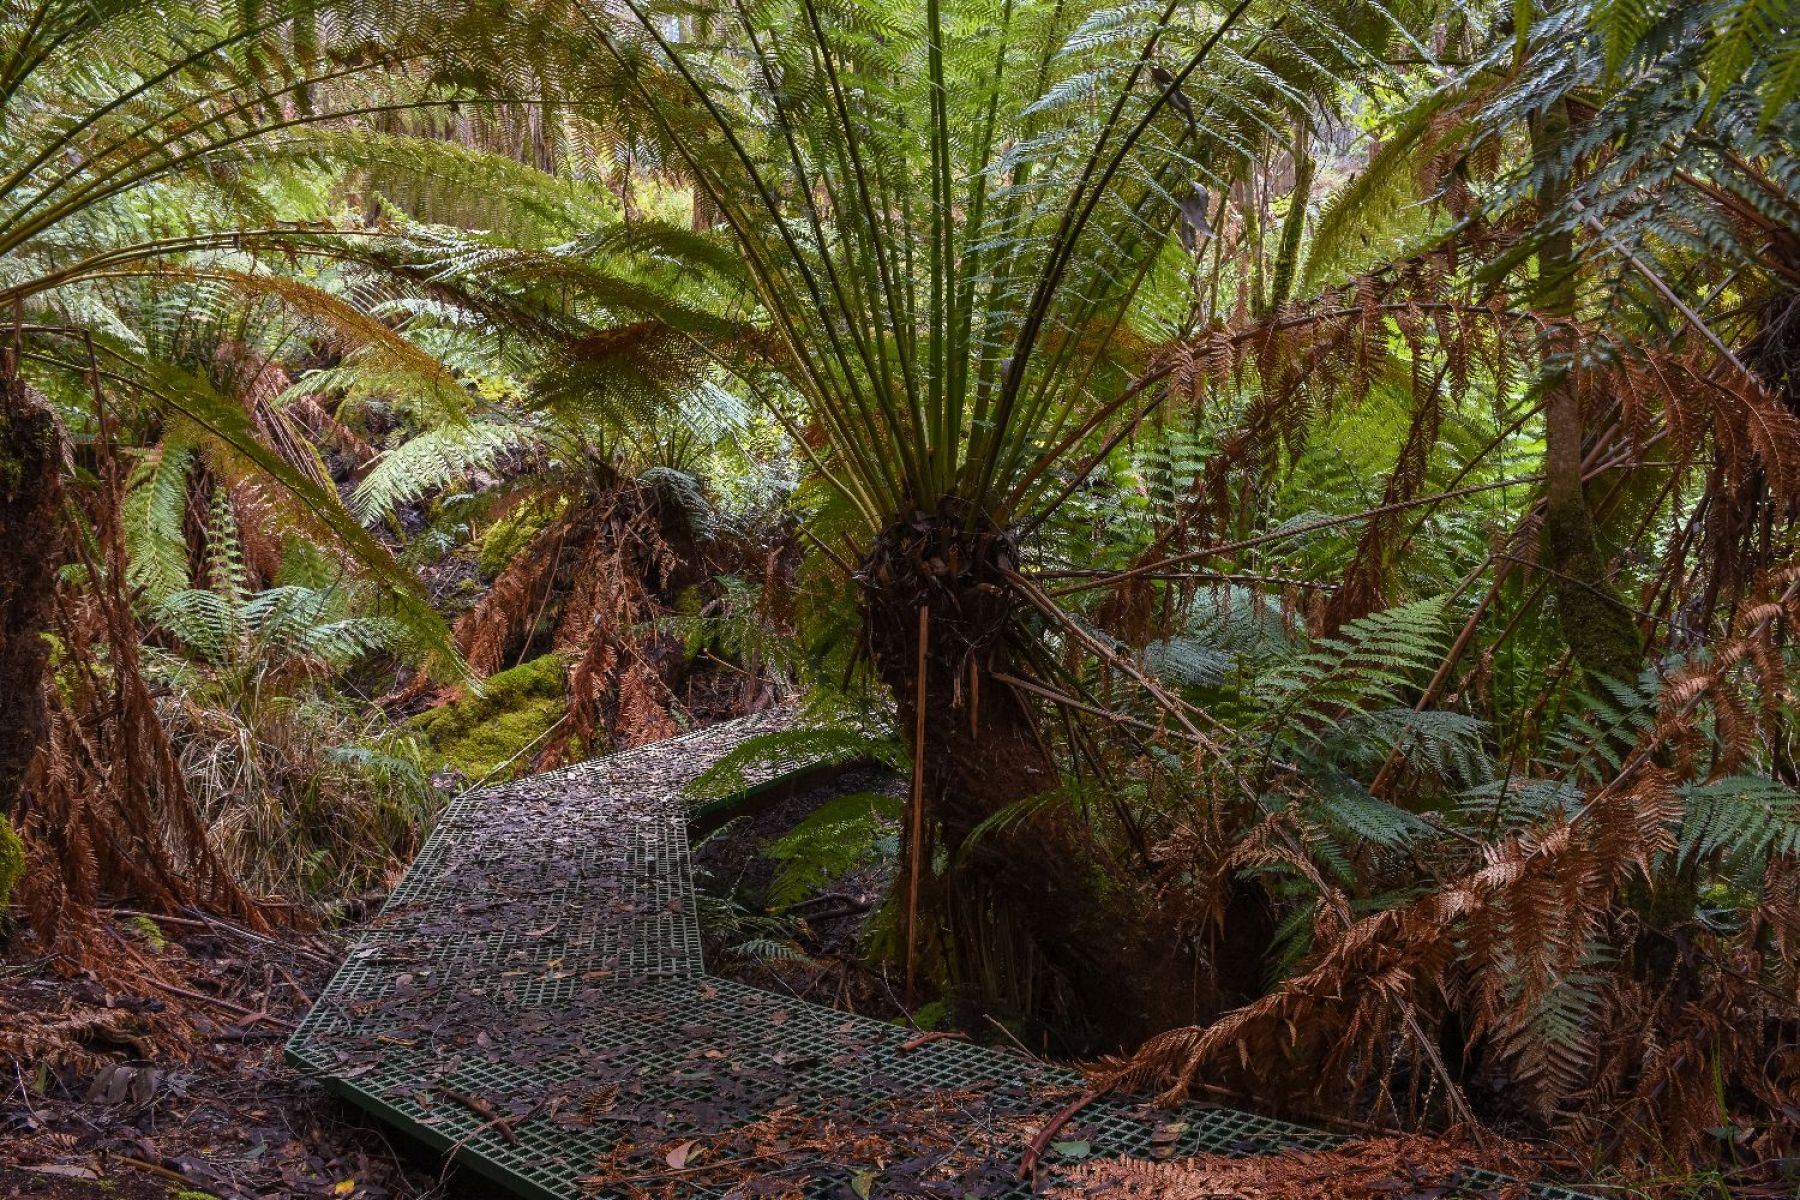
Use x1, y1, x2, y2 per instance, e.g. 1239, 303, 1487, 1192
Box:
0, 812, 24, 912
408, 653, 572, 782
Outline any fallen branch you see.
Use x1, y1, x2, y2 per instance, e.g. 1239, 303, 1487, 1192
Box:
1017, 1089, 1107, 1180
138, 973, 269, 1022
443, 1088, 519, 1146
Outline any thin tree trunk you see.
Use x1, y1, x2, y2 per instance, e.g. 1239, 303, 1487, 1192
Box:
0, 350, 63, 818
1532, 100, 1642, 683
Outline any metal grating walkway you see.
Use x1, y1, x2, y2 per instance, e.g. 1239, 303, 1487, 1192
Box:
288, 711, 1591, 1199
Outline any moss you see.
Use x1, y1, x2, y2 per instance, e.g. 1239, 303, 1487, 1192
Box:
908, 999, 948, 1031
1542, 495, 1642, 684
121, 914, 167, 953
0, 812, 23, 911
408, 653, 570, 781
478, 498, 564, 578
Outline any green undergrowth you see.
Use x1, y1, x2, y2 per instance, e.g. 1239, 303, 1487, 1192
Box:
0, 813, 23, 912
477, 497, 565, 578
764, 790, 902, 908
409, 653, 573, 782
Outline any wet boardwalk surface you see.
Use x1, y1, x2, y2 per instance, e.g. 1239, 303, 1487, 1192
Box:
288, 713, 1585, 1199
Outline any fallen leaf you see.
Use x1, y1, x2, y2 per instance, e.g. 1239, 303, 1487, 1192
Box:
1149, 1121, 1188, 1144
665, 1139, 698, 1169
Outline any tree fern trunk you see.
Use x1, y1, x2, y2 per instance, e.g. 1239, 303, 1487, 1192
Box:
862, 500, 1176, 1052
1532, 100, 1642, 683
0, 356, 62, 818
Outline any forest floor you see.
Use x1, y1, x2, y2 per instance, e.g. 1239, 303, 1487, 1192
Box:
0, 913, 453, 1200
0, 899, 1735, 1200
0, 765, 911, 1200
5, 770, 1763, 1200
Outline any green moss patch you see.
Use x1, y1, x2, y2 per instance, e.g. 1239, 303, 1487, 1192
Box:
120, 914, 168, 953
408, 654, 571, 782
478, 498, 565, 578
0, 813, 23, 911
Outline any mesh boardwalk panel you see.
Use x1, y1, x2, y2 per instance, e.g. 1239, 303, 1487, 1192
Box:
288, 712, 1590, 1199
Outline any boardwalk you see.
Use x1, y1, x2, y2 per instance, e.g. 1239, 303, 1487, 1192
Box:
288, 713, 1585, 1199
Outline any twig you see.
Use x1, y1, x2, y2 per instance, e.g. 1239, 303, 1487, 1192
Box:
1002, 569, 1232, 766
899, 1030, 969, 1052
1017, 1089, 1107, 1180
442, 1088, 519, 1146
135, 976, 268, 1022
101, 925, 272, 1021
982, 1014, 1041, 1061
904, 604, 929, 1010
991, 670, 1209, 748
117, 1156, 192, 1186
438, 1098, 544, 1189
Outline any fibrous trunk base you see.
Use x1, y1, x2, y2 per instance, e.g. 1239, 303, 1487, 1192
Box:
863, 499, 1182, 1052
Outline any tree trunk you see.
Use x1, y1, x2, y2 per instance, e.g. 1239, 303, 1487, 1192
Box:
1532, 101, 1642, 683
0, 353, 63, 818
862, 500, 1175, 1052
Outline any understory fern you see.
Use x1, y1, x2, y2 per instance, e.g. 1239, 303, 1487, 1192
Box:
1680, 774, 1800, 882
350, 421, 540, 525
122, 437, 198, 604
764, 791, 903, 908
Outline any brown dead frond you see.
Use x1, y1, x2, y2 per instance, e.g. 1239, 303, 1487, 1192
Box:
12, 405, 274, 953
1044, 1133, 1542, 1200
1101, 573, 1800, 1163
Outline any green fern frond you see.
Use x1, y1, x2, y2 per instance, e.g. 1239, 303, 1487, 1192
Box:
1680, 774, 1800, 874
1264, 596, 1450, 730
350, 421, 539, 525
89, 340, 466, 681
1308, 783, 1433, 848
765, 791, 903, 908
686, 722, 905, 805
123, 436, 199, 604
